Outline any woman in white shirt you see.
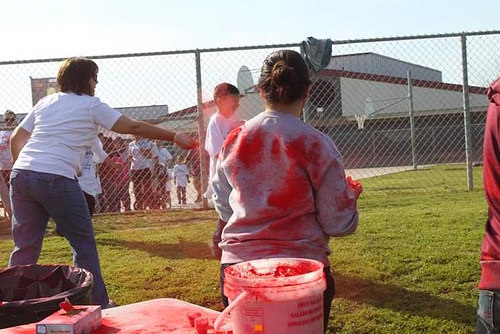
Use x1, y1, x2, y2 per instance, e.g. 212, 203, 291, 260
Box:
8, 57, 197, 308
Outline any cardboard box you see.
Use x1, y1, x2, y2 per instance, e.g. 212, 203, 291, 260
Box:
36, 305, 101, 334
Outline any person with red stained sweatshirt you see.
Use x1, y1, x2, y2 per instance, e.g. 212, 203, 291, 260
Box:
477, 76, 500, 334
211, 49, 361, 332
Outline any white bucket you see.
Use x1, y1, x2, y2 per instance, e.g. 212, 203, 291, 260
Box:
213, 258, 326, 334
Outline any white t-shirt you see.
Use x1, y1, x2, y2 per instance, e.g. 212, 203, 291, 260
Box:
129, 139, 159, 170
165, 168, 173, 192
119, 146, 130, 162
14, 92, 122, 179
0, 130, 13, 170
78, 138, 107, 196
173, 163, 189, 187
204, 112, 242, 196
158, 147, 172, 166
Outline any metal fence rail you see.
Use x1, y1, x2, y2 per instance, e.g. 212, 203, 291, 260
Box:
0, 30, 498, 214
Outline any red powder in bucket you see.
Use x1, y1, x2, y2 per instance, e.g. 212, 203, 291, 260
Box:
218, 259, 326, 333
227, 261, 317, 279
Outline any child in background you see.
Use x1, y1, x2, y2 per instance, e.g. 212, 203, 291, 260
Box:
78, 138, 109, 216
163, 167, 173, 209
173, 155, 189, 205
204, 83, 243, 199
205, 83, 244, 256
128, 136, 158, 210
157, 143, 173, 209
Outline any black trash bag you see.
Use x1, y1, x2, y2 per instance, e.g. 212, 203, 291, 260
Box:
0, 264, 93, 329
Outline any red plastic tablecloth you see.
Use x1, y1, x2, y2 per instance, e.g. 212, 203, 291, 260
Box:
0, 298, 221, 333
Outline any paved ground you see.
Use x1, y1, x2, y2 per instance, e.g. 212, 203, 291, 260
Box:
104, 165, 431, 211
345, 165, 427, 180
0, 165, 428, 216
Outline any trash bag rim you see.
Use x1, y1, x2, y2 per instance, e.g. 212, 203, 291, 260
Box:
0, 264, 93, 309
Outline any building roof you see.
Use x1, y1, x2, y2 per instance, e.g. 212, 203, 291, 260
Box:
329, 52, 442, 74
115, 104, 169, 121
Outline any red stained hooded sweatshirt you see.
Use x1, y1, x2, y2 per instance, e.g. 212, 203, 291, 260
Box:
212, 111, 358, 266
479, 76, 500, 290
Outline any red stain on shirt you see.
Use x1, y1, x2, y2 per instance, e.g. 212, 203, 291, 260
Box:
271, 137, 281, 157
229, 128, 265, 167
267, 170, 309, 210
265, 135, 323, 210
285, 136, 307, 164
284, 136, 323, 173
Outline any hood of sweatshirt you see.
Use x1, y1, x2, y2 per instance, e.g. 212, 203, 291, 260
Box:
488, 76, 500, 106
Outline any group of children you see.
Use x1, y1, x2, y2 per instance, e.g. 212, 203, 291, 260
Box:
84, 135, 197, 212
148, 154, 195, 207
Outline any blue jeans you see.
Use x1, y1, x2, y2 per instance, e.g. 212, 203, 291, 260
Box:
8, 169, 109, 307
477, 290, 500, 333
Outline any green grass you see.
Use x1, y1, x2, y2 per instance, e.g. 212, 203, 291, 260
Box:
0, 165, 488, 333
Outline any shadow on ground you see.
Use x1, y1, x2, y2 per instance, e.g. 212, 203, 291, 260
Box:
99, 237, 213, 260
334, 272, 476, 325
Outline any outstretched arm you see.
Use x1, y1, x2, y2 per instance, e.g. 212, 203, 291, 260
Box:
111, 116, 198, 150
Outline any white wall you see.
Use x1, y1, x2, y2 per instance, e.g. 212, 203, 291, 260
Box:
328, 53, 443, 82
340, 77, 487, 117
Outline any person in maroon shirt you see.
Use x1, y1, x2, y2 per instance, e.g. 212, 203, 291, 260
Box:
477, 76, 500, 334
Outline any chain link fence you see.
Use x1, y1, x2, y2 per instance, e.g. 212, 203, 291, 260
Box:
0, 30, 498, 215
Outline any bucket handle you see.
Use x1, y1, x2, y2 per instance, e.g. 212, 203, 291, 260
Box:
213, 290, 248, 332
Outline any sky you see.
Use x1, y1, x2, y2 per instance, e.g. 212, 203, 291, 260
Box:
1, 0, 498, 62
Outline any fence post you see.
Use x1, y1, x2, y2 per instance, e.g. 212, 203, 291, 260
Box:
461, 33, 474, 191
195, 50, 209, 208
302, 101, 309, 123
407, 71, 417, 170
